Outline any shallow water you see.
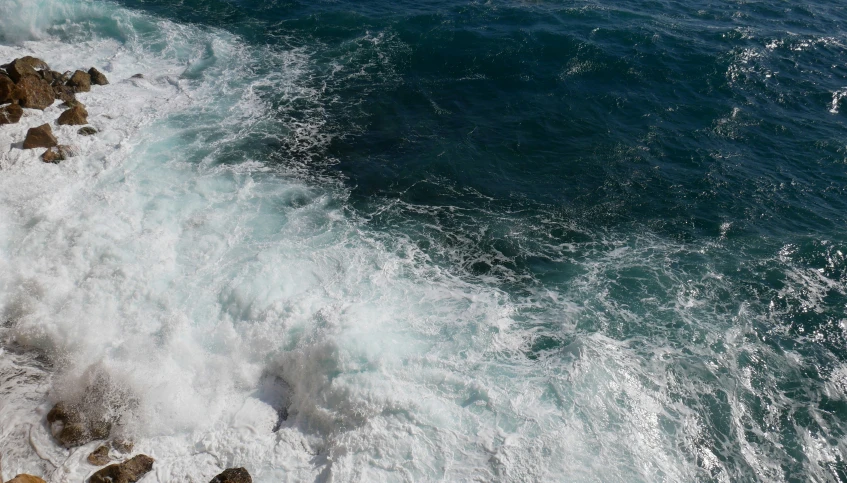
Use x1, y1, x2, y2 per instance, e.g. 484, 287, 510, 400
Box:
0, 0, 846, 481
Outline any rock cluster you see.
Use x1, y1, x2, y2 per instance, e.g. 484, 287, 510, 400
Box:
1, 56, 107, 162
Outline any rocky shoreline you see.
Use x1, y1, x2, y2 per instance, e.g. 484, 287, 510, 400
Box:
1, 56, 253, 483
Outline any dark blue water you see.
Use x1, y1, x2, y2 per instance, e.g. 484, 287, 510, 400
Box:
120, 0, 847, 480
4, 0, 847, 480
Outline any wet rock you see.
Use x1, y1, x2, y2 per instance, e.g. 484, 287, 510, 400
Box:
40, 69, 68, 86
4, 57, 47, 82
89, 454, 154, 483
0, 74, 15, 103
78, 126, 98, 136
6, 475, 47, 483
61, 98, 83, 109
209, 468, 252, 483
111, 439, 134, 453
67, 70, 91, 93
130, 74, 144, 79
87, 445, 111, 466
57, 104, 88, 125
88, 67, 109, 86
53, 85, 76, 103
14, 76, 54, 110
23, 124, 58, 150
42, 145, 79, 163
0, 103, 23, 125
46, 401, 112, 447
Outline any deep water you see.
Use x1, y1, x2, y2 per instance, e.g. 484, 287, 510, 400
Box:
1, 0, 847, 481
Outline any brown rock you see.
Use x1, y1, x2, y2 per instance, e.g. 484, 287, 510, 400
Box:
87, 445, 111, 466
111, 439, 134, 453
67, 70, 91, 93
45, 401, 111, 447
23, 124, 58, 149
89, 454, 154, 483
78, 126, 98, 136
14, 76, 55, 110
40, 69, 68, 86
0, 104, 23, 125
53, 85, 76, 103
4, 57, 46, 82
88, 67, 109, 86
6, 475, 47, 483
0, 74, 15, 103
57, 104, 88, 125
42, 145, 79, 163
209, 468, 252, 483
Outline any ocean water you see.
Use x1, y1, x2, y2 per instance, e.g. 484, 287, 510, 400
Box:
0, 0, 846, 481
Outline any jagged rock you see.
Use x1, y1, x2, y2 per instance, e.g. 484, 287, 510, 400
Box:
0, 104, 23, 125
209, 468, 252, 483
67, 70, 91, 93
87, 445, 111, 466
6, 475, 47, 483
4, 57, 47, 82
0, 74, 15, 103
14, 76, 54, 110
111, 439, 134, 453
89, 454, 154, 483
46, 401, 111, 447
23, 124, 58, 149
88, 67, 109, 86
57, 104, 88, 125
40, 69, 68, 86
53, 85, 76, 103
42, 145, 79, 163
78, 126, 98, 136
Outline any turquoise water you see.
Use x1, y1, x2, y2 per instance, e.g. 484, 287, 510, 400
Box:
0, 0, 846, 481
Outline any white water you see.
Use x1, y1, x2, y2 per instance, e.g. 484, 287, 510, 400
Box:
0, 1, 814, 482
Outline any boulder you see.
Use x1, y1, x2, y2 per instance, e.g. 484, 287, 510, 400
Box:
0, 104, 23, 125
23, 124, 58, 150
87, 445, 111, 466
46, 401, 111, 447
6, 475, 47, 483
0, 74, 15, 103
4, 57, 46, 82
14, 76, 54, 110
40, 69, 68, 86
210, 468, 252, 483
111, 439, 134, 453
42, 145, 80, 163
67, 70, 91, 93
78, 126, 98, 136
57, 104, 88, 125
89, 454, 154, 483
88, 67, 109, 86
53, 85, 76, 103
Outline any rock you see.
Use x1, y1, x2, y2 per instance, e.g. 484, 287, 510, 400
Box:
131, 74, 144, 79
4, 57, 47, 82
53, 85, 76, 103
14, 76, 54, 110
209, 468, 252, 483
67, 70, 91, 93
6, 475, 47, 483
78, 126, 98, 136
61, 98, 83, 109
0, 74, 15, 103
111, 439, 134, 453
45, 401, 111, 447
40, 69, 68, 86
57, 104, 88, 125
87, 445, 111, 466
88, 67, 109, 86
89, 454, 154, 483
0, 104, 23, 125
23, 124, 58, 149
42, 145, 79, 163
